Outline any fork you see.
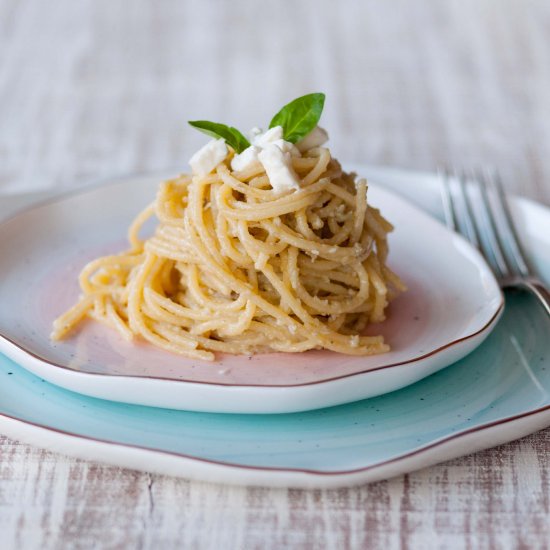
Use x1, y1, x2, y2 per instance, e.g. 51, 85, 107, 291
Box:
440, 169, 550, 317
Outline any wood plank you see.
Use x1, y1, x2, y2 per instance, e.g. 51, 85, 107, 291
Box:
1, 431, 549, 549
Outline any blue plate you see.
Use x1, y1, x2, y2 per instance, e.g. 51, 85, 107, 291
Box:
0, 166, 548, 488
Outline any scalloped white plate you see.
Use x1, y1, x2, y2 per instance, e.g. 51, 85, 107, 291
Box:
0, 169, 502, 413
0, 164, 548, 488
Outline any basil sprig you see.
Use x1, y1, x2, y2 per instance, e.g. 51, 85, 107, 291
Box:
187, 92, 326, 150
269, 93, 325, 143
188, 121, 250, 154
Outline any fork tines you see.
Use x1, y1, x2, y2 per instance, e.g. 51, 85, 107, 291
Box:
440, 168, 530, 283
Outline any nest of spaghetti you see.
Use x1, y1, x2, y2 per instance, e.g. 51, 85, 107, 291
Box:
52, 148, 405, 361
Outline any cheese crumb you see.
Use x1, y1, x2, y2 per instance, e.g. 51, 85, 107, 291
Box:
257, 144, 300, 194
189, 139, 228, 177
272, 139, 300, 157
231, 145, 261, 172
248, 127, 263, 141
253, 126, 300, 156
232, 126, 300, 174
296, 126, 329, 152
252, 126, 283, 147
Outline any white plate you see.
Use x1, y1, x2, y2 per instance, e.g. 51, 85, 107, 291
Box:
0, 170, 502, 413
0, 164, 548, 488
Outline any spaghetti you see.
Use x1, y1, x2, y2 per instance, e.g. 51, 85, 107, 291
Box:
52, 147, 405, 361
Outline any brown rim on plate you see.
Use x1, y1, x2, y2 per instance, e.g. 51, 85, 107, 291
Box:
0, 302, 503, 387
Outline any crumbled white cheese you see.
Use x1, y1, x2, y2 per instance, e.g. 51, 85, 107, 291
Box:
232, 126, 302, 189
350, 335, 360, 348
296, 126, 329, 152
257, 144, 300, 193
248, 127, 263, 141
272, 139, 300, 157
252, 126, 300, 156
189, 139, 228, 177
252, 126, 283, 147
231, 145, 261, 172
232, 128, 300, 173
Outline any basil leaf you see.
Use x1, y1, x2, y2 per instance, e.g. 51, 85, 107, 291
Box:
268, 93, 326, 143
188, 120, 250, 153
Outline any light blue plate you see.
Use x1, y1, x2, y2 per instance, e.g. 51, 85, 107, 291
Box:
0, 166, 548, 487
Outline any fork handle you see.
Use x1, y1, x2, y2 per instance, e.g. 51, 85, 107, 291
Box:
512, 280, 550, 317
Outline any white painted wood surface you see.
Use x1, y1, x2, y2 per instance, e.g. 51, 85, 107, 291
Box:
0, 1, 549, 548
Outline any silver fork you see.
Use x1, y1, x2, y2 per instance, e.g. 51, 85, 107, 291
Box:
440, 169, 550, 316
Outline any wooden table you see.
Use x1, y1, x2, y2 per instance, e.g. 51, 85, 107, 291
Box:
1, 1, 549, 548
